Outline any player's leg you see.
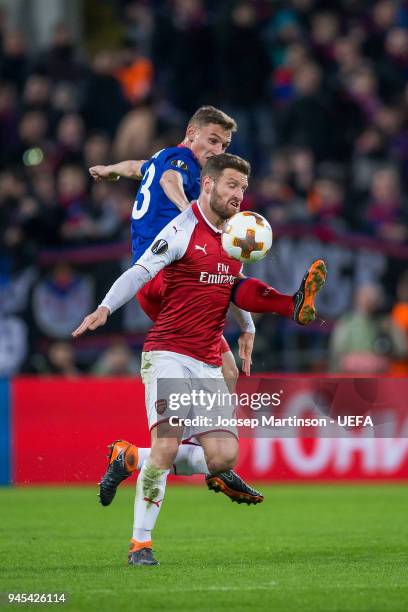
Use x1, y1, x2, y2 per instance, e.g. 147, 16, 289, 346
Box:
232, 259, 327, 325
99, 440, 208, 506
221, 336, 239, 393
129, 350, 187, 566
199, 432, 263, 505
130, 422, 183, 566
101, 436, 263, 504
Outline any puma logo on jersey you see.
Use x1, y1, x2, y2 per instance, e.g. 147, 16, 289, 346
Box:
173, 225, 181, 234
195, 243, 207, 255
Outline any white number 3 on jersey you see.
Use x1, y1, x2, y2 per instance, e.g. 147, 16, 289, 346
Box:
132, 164, 156, 220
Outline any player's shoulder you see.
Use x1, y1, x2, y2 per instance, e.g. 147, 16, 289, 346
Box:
159, 206, 197, 242
157, 146, 197, 167
151, 206, 198, 259
172, 205, 198, 232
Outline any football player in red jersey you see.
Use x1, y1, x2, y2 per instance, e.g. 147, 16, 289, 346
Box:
74, 154, 326, 566
90, 107, 254, 387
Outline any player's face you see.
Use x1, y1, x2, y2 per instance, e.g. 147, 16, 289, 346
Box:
209, 169, 248, 220
188, 123, 232, 167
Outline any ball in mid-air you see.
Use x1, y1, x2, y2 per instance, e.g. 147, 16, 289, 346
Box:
222, 211, 273, 263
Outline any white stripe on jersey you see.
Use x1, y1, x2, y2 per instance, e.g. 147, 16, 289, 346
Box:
135, 206, 198, 278
100, 208, 198, 314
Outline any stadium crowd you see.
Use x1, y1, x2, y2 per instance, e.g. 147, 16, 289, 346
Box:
1, 0, 408, 375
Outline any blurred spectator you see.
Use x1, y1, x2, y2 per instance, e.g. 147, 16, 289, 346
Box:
30, 341, 80, 376
329, 284, 405, 372
310, 11, 340, 71
34, 23, 85, 82
114, 42, 153, 105
333, 36, 364, 80
364, 166, 407, 242
121, 1, 154, 56
378, 27, 408, 101
390, 270, 408, 374
217, 2, 272, 162
22, 74, 51, 112
113, 106, 155, 161
92, 340, 140, 376
57, 165, 90, 242
0, 82, 19, 163
0, 169, 29, 264
289, 146, 315, 197
152, 0, 215, 113
87, 181, 123, 242
307, 174, 346, 230
51, 81, 79, 116
364, 0, 398, 62
22, 172, 65, 247
11, 109, 51, 167
0, 29, 28, 91
345, 65, 382, 123
278, 62, 335, 160
82, 50, 130, 137
32, 263, 93, 338
53, 113, 85, 168
219, 2, 271, 110
83, 132, 111, 169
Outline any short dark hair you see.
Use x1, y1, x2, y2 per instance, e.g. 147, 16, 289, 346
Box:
188, 106, 237, 133
201, 153, 251, 184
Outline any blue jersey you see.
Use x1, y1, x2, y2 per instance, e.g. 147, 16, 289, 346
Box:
130, 146, 201, 263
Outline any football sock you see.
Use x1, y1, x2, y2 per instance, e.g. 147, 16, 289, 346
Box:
136, 445, 209, 475
133, 460, 169, 542
172, 444, 210, 475
232, 277, 294, 318
136, 447, 150, 470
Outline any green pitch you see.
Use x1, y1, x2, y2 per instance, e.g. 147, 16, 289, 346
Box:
1, 484, 408, 611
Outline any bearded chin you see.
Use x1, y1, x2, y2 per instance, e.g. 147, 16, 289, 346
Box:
209, 191, 231, 220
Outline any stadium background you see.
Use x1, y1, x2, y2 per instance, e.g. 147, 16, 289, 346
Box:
1, 3, 408, 611
1, 1, 408, 481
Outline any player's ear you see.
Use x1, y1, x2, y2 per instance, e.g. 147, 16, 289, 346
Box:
202, 175, 213, 194
186, 124, 197, 143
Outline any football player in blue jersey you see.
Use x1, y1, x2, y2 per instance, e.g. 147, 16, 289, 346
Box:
90, 106, 254, 383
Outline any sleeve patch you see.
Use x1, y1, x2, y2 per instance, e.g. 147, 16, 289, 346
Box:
151, 239, 169, 255
171, 159, 188, 171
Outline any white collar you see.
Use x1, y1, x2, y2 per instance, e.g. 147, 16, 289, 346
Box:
196, 200, 222, 234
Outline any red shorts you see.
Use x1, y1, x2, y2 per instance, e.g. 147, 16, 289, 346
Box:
136, 271, 231, 354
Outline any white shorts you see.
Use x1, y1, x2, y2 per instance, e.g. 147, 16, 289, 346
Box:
140, 350, 238, 441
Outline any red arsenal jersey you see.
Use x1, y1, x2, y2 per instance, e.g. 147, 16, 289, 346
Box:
137, 202, 242, 365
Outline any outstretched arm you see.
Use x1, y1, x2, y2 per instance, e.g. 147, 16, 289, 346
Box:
72, 264, 152, 337
229, 303, 256, 376
72, 212, 192, 337
89, 160, 146, 182
159, 169, 191, 212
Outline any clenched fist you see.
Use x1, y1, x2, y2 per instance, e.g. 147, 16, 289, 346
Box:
89, 165, 120, 182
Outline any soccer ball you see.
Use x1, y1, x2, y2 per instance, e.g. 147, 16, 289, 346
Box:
222, 211, 273, 263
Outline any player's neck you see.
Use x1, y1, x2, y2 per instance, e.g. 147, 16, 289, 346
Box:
180, 137, 192, 151
197, 199, 224, 230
